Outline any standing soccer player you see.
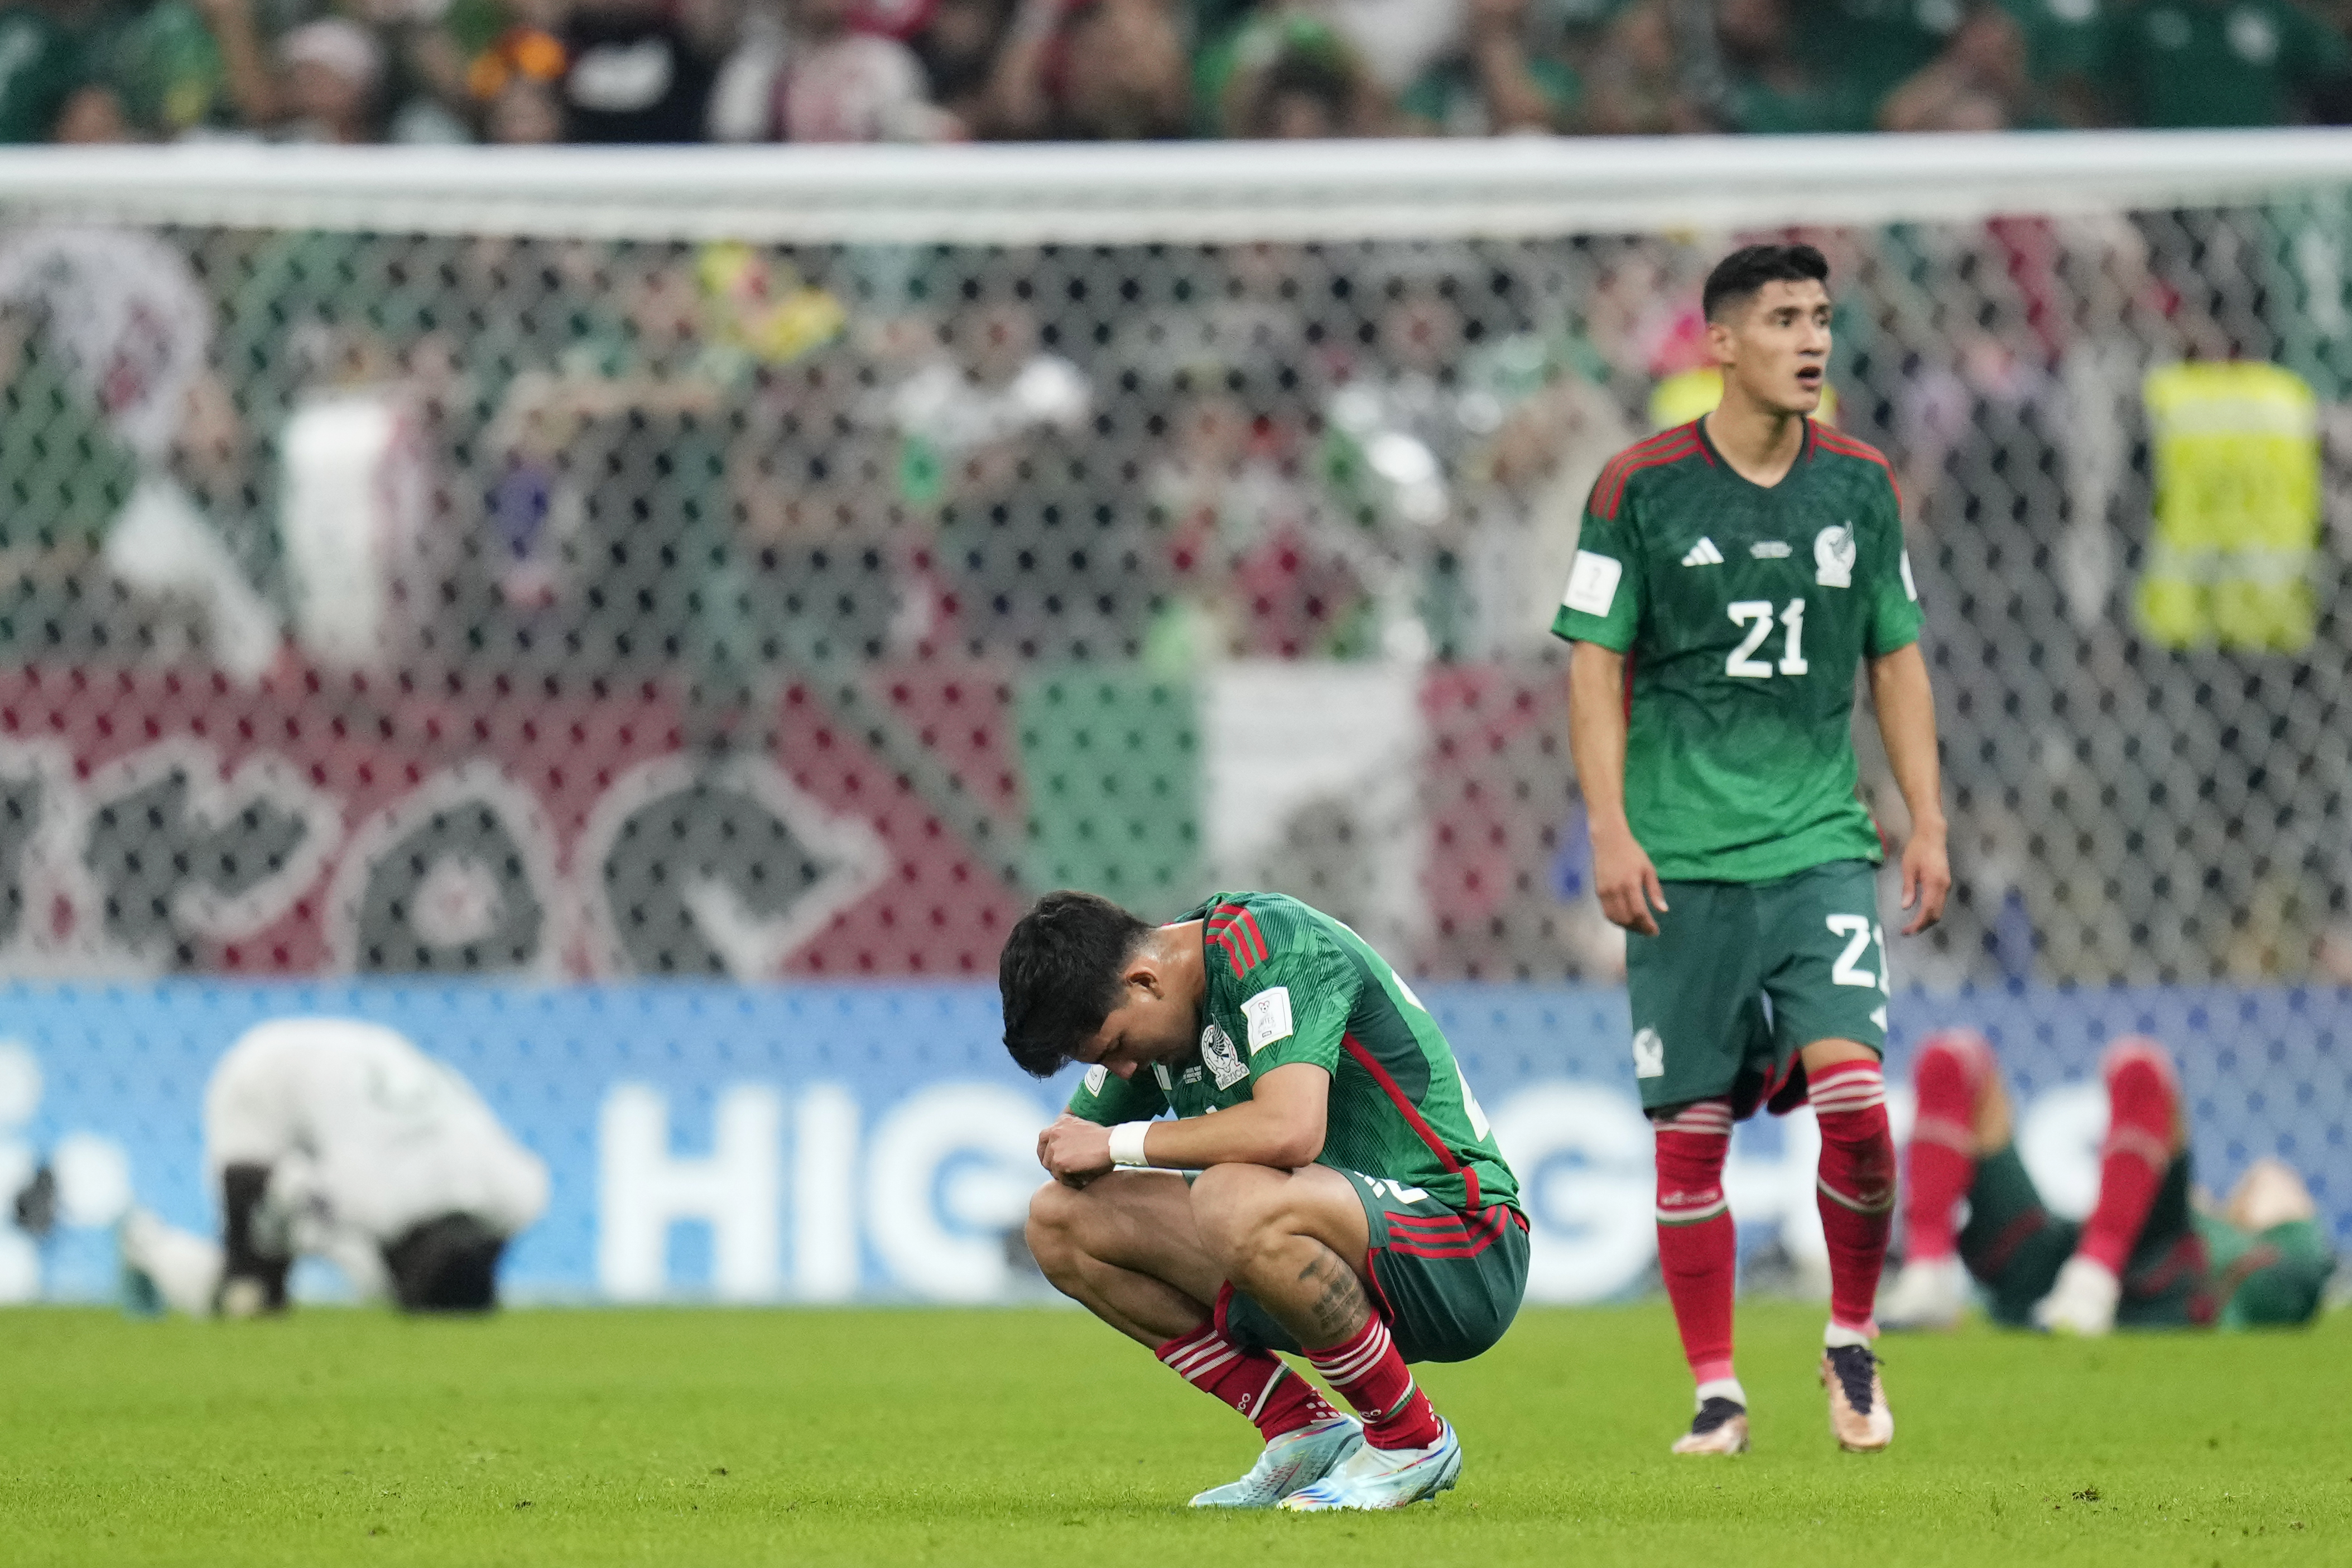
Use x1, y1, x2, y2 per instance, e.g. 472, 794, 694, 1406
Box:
1001, 888, 1527, 1511
1555, 244, 1950, 1455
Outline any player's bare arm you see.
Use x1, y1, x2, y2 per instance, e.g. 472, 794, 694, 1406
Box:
1867, 642, 1950, 934
1038, 1061, 1330, 1183
1566, 639, 1666, 936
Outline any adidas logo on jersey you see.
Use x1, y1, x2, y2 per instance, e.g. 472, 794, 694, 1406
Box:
1681, 538, 1724, 566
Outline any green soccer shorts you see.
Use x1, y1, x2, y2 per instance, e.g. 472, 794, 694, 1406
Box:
1624, 858, 1889, 1114
1956, 1143, 2334, 1329
1217, 1168, 1529, 1365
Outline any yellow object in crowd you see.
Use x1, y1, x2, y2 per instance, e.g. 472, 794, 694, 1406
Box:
2136, 362, 2320, 654
696, 243, 848, 367
1648, 367, 1838, 431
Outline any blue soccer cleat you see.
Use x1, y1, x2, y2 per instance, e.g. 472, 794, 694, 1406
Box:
1277, 1419, 1461, 1512
1190, 1416, 1364, 1508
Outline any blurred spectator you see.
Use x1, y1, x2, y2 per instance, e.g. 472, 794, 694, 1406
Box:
987, 0, 1189, 139
561, 0, 723, 141
1318, 0, 1470, 94
52, 81, 137, 138
1149, 390, 1364, 660
910, 0, 1012, 126
1706, 0, 1875, 132
1987, 0, 2108, 125
69, 0, 278, 141
277, 18, 386, 142
2094, 0, 2352, 127
777, 0, 961, 140
1582, 0, 1701, 133
1881, 6, 2032, 129
485, 248, 757, 722
1398, 0, 1577, 134
0, 0, 93, 142
1205, 12, 1387, 137
469, 24, 571, 140
347, 0, 479, 142
1790, 0, 1951, 127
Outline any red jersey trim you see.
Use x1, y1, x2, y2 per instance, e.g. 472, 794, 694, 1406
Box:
1586, 424, 1705, 522
1811, 422, 1904, 509
1205, 904, 1269, 978
1340, 1033, 1480, 1211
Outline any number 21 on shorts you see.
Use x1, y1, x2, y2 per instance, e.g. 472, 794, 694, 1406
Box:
1826, 913, 1891, 995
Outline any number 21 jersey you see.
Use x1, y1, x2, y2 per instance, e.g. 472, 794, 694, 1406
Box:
1550, 418, 1923, 884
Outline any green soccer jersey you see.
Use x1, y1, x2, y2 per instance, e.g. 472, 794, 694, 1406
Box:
1065, 891, 1520, 1216
1550, 418, 1923, 883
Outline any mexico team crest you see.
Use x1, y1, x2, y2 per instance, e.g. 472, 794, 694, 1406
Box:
1632, 1026, 1666, 1079
1815, 523, 1857, 588
1201, 1023, 1248, 1089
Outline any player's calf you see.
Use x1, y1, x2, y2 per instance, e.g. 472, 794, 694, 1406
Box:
1191, 1165, 1451, 1458
1651, 1099, 1747, 1454
1884, 1030, 1991, 1331
1809, 1057, 1897, 1451
218, 1162, 291, 1317
2037, 1037, 2182, 1336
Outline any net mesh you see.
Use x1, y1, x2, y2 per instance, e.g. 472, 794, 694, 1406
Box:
0, 167, 2346, 989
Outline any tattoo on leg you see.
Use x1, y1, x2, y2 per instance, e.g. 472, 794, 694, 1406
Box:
1296, 1247, 1370, 1344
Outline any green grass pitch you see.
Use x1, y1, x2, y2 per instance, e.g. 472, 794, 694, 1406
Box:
2, 1301, 2343, 1566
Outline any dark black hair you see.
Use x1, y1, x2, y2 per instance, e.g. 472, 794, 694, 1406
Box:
384, 1213, 506, 1312
999, 889, 1153, 1077
1702, 243, 1831, 323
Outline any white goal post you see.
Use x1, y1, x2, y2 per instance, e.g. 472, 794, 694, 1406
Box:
0, 129, 2349, 242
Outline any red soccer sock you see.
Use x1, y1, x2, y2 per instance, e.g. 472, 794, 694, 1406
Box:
1306, 1315, 1444, 1451
2076, 1037, 2180, 1274
1157, 1324, 1341, 1441
1652, 1099, 1738, 1387
1811, 1059, 1896, 1336
1906, 1029, 1991, 1261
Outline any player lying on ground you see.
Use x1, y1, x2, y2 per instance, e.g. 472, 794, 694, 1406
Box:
1001, 889, 1527, 1512
120, 1017, 550, 1315
1558, 242, 1950, 1456
1880, 1029, 2336, 1334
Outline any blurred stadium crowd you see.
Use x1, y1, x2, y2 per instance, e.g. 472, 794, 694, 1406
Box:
1, 0, 2349, 148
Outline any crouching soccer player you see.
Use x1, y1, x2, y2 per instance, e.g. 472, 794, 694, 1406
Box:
120, 1016, 550, 1315
1881, 1029, 2336, 1334
1001, 889, 1528, 1512
1559, 243, 1950, 1455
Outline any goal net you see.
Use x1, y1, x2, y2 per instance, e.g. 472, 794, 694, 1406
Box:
0, 134, 2343, 991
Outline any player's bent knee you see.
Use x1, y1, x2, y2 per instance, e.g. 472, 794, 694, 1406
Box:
1024, 1180, 1087, 1278
1187, 1163, 1295, 1268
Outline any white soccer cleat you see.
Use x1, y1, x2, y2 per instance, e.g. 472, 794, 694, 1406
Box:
2032, 1255, 2120, 1337
1671, 1396, 1750, 1455
1820, 1344, 1894, 1452
1278, 1420, 1463, 1511
1879, 1255, 1971, 1331
1189, 1416, 1363, 1508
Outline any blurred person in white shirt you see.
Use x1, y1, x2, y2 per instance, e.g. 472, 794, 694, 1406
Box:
120, 1017, 549, 1316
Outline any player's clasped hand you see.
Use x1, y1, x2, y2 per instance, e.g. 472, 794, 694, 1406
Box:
1037, 1113, 1114, 1187
1592, 828, 1670, 937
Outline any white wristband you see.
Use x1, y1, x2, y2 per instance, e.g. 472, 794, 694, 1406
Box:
1107, 1122, 1153, 1168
